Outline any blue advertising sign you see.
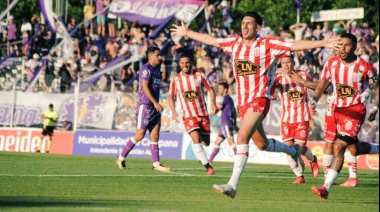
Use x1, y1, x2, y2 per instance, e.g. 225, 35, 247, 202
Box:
73, 130, 183, 159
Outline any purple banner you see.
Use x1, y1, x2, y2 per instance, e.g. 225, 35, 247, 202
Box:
73, 130, 183, 159
109, 0, 203, 25
39, 0, 56, 33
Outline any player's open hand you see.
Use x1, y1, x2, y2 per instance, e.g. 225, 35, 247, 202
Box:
290, 71, 304, 83
323, 33, 342, 50
170, 21, 187, 38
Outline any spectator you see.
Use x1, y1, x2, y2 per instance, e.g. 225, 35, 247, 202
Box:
58, 60, 76, 93
194, 44, 207, 69
219, 1, 233, 33
361, 22, 375, 45
31, 15, 45, 53
26, 53, 41, 82
258, 20, 273, 38
289, 22, 307, 41
312, 23, 323, 40
43, 53, 56, 93
321, 21, 331, 38
95, 0, 106, 36
7, 16, 18, 55
105, 0, 117, 38
83, 0, 94, 35
349, 21, 361, 35
20, 18, 32, 34
97, 73, 108, 91
57, 120, 72, 131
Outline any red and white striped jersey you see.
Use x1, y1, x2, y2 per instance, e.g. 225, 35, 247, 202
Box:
320, 56, 376, 108
273, 70, 312, 123
169, 69, 212, 118
217, 36, 291, 107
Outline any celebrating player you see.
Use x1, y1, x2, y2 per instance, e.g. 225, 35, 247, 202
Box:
310, 33, 379, 199
272, 55, 320, 183
171, 10, 341, 198
168, 53, 218, 175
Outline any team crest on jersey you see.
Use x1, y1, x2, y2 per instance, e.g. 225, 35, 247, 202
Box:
182, 90, 200, 102
336, 83, 357, 99
234, 59, 260, 76
286, 90, 304, 101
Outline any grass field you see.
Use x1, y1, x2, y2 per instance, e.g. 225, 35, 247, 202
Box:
0, 152, 378, 211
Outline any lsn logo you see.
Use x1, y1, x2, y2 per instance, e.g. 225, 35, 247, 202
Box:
234, 60, 260, 77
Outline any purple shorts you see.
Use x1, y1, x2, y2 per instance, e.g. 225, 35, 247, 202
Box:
135, 104, 161, 130
218, 124, 234, 139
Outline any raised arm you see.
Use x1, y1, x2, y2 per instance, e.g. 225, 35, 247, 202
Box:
170, 21, 219, 47
291, 33, 341, 51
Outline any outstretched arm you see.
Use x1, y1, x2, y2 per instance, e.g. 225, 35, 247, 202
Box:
291, 33, 341, 51
170, 21, 219, 47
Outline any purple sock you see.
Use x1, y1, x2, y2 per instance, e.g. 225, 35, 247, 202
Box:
208, 147, 220, 164
120, 138, 136, 158
150, 142, 160, 163
233, 147, 237, 154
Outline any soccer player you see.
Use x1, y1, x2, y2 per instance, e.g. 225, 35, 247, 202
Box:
272, 55, 320, 183
36, 104, 59, 153
291, 66, 378, 188
168, 53, 218, 175
208, 82, 237, 164
170, 11, 340, 198
115, 47, 171, 172
310, 33, 379, 199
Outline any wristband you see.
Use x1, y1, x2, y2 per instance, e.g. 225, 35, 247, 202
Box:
185, 28, 189, 37
372, 106, 379, 111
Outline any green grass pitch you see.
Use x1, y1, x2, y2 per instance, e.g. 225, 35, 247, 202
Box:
0, 152, 378, 211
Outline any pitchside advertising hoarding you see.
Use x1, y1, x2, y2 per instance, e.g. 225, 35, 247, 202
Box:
0, 128, 378, 170
0, 128, 74, 154
73, 130, 183, 159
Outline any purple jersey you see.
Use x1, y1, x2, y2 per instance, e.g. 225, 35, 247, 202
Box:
219, 94, 235, 126
137, 62, 161, 105
95, 0, 105, 15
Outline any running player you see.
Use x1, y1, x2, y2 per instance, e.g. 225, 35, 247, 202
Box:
168, 53, 218, 175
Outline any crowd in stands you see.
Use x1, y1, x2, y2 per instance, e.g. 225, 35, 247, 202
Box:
0, 0, 378, 99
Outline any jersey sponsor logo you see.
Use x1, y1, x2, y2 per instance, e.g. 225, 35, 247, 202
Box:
182, 90, 200, 102
286, 90, 304, 101
234, 59, 260, 76
336, 83, 357, 99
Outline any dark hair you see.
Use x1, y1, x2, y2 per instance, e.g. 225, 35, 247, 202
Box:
146, 47, 160, 59
179, 52, 194, 62
243, 11, 263, 25
49, 104, 53, 108
340, 33, 357, 45
219, 82, 229, 90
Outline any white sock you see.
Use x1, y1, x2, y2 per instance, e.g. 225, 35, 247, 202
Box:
192, 143, 209, 165
302, 147, 314, 161
265, 138, 296, 156
322, 154, 334, 177
369, 144, 379, 154
344, 151, 357, 178
324, 169, 339, 192
287, 154, 303, 177
228, 145, 249, 190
